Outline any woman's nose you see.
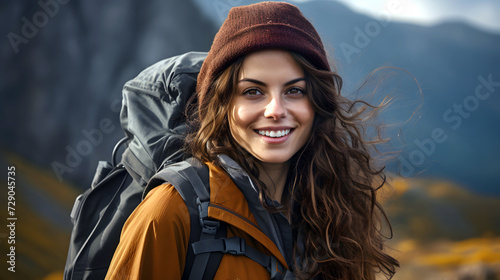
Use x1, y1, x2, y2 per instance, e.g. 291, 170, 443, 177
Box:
264, 95, 286, 120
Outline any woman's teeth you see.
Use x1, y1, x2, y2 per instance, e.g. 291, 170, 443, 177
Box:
258, 129, 291, 138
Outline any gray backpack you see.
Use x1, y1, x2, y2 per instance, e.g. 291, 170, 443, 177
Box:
64, 52, 284, 280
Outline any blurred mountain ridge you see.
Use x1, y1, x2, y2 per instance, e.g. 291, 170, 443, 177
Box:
386, 177, 500, 241
0, 0, 499, 195
0, 0, 217, 189
384, 177, 500, 279
298, 0, 500, 194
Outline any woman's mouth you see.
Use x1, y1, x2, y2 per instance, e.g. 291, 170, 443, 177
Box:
256, 129, 291, 138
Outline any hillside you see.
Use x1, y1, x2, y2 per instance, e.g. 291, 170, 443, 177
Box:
0, 151, 78, 279
1, 150, 499, 279
383, 177, 500, 279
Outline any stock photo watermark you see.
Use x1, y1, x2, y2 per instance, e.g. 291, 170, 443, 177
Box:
7, 0, 70, 54
6, 166, 17, 273
51, 99, 121, 182
399, 74, 500, 177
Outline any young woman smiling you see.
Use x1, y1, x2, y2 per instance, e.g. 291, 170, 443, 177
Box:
228, 50, 314, 202
106, 2, 399, 279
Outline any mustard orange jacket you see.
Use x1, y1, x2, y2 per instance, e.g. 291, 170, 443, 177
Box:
105, 157, 293, 279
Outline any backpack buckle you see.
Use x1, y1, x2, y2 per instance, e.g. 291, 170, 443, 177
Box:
222, 237, 246, 255
197, 197, 220, 234
201, 219, 220, 235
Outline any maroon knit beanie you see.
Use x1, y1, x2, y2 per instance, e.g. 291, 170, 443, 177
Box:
196, 1, 330, 107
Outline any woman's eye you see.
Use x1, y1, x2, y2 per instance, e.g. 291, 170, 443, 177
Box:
286, 87, 305, 96
243, 88, 263, 96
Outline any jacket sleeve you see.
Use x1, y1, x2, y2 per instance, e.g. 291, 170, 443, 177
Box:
105, 183, 190, 280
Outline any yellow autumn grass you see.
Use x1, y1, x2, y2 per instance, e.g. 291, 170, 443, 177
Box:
4, 151, 80, 210
376, 175, 410, 203
391, 177, 410, 196
1, 150, 79, 279
43, 271, 64, 280
417, 237, 500, 267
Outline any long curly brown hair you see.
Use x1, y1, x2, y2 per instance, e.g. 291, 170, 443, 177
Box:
186, 51, 399, 279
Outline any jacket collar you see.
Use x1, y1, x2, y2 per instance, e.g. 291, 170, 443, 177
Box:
204, 155, 290, 270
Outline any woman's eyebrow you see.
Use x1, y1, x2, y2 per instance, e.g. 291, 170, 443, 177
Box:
238, 78, 266, 86
238, 77, 305, 86
284, 77, 305, 86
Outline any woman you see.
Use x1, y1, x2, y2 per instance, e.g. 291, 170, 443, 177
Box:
106, 2, 399, 279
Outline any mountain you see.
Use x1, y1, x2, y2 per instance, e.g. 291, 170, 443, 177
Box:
385, 177, 500, 241
1, 1, 499, 193
1, 2, 217, 279
296, 1, 500, 194
193, 0, 500, 195
0, 0, 217, 189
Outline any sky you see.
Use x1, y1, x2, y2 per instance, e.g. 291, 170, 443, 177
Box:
329, 0, 500, 34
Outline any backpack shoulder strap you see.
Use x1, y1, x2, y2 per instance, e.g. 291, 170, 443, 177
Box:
144, 158, 224, 280
143, 158, 285, 279
143, 158, 209, 201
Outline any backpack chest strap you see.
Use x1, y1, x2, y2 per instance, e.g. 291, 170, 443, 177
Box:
192, 237, 285, 279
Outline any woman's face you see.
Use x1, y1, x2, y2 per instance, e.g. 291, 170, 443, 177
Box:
228, 49, 315, 164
